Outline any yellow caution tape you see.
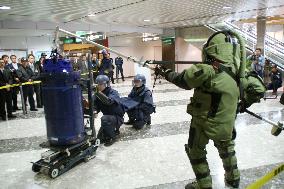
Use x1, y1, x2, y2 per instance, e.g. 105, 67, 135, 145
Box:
81, 70, 99, 76
246, 164, 284, 189
1, 70, 99, 89
0, 81, 42, 90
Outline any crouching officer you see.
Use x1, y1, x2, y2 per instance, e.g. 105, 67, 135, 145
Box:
124, 74, 155, 129
94, 75, 124, 146
155, 31, 246, 189
267, 64, 282, 95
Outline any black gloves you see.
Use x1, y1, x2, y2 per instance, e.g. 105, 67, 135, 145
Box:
237, 101, 247, 114
95, 91, 113, 105
154, 65, 172, 78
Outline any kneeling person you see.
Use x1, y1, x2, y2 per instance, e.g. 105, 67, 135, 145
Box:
267, 64, 282, 95
125, 74, 155, 129
94, 75, 124, 146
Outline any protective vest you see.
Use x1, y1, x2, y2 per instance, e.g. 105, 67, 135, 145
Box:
128, 85, 154, 105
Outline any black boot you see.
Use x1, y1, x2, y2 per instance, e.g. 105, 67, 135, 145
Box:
104, 138, 116, 147
97, 129, 105, 144
124, 119, 134, 125
13, 107, 20, 111
146, 117, 151, 125
115, 130, 120, 136
185, 181, 200, 189
1, 115, 7, 121
225, 178, 240, 189
8, 114, 16, 119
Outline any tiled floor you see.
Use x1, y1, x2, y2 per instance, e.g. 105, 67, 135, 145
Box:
0, 78, 283, 189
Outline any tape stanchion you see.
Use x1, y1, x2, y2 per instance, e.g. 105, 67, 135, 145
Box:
0, 81, 42, 90
246, 164, 284, 189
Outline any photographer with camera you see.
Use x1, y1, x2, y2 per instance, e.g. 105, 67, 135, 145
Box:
247, 48, 265, 78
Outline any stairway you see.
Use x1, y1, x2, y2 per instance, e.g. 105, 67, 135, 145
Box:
205, 22, 284, 70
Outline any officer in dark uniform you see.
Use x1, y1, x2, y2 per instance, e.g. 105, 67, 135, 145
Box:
99, 50, 115, 84
115, 56, 125, 81
94, 75, 124, 146
0, 58, 16, 120
6, 55, 21, 111
124, 74, 155, 129
17, 58, 38, 111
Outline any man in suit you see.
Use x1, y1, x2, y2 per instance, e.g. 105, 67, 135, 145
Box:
78, 55, 89, 73
6, 55, 21, 111
28, 54, 42, 108
0, 58, 16, 120
1, 55, 9, 66
34, 56, 45, 107
17, 58, 38, 111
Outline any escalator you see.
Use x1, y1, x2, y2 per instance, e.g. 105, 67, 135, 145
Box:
205, 22, 284, 70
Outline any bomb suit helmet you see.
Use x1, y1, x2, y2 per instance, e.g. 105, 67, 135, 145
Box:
202, 30, 244, 76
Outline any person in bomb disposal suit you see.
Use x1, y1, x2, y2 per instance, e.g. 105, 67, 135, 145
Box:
155, 30, 266, 189
155, 31, 267, 189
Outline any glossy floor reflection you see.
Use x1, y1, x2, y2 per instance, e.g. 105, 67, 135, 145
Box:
0, 78, 283, 189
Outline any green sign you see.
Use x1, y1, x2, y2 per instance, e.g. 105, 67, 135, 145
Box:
75, 31, 88, 43
162, 37, 175, 45
63, 38, 75, 44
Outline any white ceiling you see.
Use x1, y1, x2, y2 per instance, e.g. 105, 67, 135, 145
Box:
0, 0, 283, 38
0, 0, 283, 29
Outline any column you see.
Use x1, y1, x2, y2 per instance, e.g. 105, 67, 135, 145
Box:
256, 16, 266, 54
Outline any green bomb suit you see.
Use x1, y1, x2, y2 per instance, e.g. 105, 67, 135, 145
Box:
163, 33, 242, 189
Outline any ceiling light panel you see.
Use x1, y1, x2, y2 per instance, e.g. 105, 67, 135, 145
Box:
0, 0, 283, 28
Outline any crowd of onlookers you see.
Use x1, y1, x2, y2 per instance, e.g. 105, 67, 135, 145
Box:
70, 50, 125, 84
247, 48, 282, 95
0, 50, 126, 121
0, 53, 46, 120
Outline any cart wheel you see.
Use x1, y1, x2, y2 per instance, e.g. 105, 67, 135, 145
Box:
32, 163, 41, 172
49, 167, 59, 178
84, 156, 90, 162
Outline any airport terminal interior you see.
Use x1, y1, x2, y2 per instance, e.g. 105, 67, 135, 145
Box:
0, 0, 284, 189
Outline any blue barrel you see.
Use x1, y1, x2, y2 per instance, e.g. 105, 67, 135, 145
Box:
42, 58, 85, 146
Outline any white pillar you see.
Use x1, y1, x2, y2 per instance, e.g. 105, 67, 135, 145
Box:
256, 16, 266, 54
